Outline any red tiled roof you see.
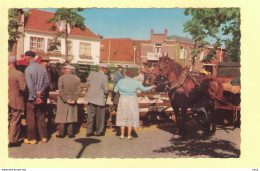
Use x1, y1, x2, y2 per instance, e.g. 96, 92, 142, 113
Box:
25, 9, 99, 39
100, 38, 135, 62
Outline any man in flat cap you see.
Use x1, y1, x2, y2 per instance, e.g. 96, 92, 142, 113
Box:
40, 56, 51, 68
24, 51, 49, 144
53, 62, 62, 90
40, 56, 55, 132
8, 55, 26, 147
41, 56, 54, 93
55, 65, 81, 138
85, 63, 109, 137
113, 65, 124, 89
112, 65, 124, 111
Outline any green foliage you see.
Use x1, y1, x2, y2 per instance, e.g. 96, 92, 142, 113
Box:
201, 40, 221, 63
46, 8, 85, 31
224, 38, 240, 62
8, 9, 30, 51
47, 39, 61, 52
183, 8, 241, 62
71, 64, 91, 82
46, 8, 86, 59
71, 64, 138, 83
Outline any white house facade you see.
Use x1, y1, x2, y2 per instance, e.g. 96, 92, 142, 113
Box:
24, 31, 101, 65
21, 9, 101, 65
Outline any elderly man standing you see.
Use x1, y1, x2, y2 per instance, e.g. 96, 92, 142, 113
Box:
24, 51, 49, 144
113, 65, 124, 87
134, 68, 144, 84
55, 65, 81, 138
40, 56, 54, 90
8, 55, 26, 147
112, 65, 124, 111
85, 63, 109, 137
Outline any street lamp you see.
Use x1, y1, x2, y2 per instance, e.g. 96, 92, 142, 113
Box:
133, 46, 137, 67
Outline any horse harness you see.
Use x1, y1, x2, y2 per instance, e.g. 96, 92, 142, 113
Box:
166, 67, 196, 97
160, 68, 239, 107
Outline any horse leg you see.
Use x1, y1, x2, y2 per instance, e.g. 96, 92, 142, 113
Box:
172, 105, 180, 134
172, 105, 187, 140
179, 106, 187, 138
207, 104, 217, 134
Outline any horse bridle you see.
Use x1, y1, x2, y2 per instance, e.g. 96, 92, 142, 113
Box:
153, 61, 192, 95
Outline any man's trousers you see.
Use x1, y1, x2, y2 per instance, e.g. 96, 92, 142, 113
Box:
8, 107, 22, 143
87, 103, 105, 135
58, 123, 73, 136
26, 101, 47, 140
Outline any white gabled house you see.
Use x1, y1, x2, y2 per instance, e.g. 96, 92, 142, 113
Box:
21, 9, 100, 65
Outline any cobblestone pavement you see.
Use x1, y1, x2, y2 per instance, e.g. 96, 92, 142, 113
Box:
8, 122, 240, 159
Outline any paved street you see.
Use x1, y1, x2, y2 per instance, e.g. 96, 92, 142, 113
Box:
8, 122, 240, 158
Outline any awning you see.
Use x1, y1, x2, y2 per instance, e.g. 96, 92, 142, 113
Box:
77, 61, 95, 65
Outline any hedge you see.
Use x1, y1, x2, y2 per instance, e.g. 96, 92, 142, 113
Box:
71, 64, 138, 83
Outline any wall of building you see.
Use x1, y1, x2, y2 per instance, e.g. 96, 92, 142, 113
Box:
24, 31, 100, 65
161, 44, 176, 58
141, 44, 154, 57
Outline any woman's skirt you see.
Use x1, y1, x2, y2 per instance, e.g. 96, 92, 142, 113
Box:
116, 96, 140, 128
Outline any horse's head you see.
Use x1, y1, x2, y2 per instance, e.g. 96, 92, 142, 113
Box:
147, 64, 160, 85
147, 56, 171, 85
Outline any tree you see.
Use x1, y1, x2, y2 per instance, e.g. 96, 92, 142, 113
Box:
183, 8, 241, 63
46, 8, 86, 61
8, 9, 30, 52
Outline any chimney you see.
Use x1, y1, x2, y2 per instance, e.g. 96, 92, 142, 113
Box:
151, 29, 154, 38
165, 29, 168, 39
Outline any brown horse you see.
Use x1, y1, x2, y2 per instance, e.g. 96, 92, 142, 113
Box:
148, 56, 223, 139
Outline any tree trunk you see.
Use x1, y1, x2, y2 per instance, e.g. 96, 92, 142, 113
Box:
192, 44, 196, 69
9, 42, 17, 56
65, 24, 68, 61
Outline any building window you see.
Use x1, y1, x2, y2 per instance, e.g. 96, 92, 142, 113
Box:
180, 47, 187, 59
67, 41, 73, 56
154, 44, 162, 55
30, 37, 44, 52
79, 42, 91, 58
47, 39, 61, 52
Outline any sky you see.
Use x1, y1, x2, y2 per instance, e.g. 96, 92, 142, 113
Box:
35, 8, 193, 40
32, 8, 227, 44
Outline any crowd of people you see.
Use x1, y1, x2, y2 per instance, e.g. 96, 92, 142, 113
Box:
8, 51, 156, 147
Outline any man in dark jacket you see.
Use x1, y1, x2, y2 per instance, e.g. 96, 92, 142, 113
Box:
112, 65, 124, 111
55, 65, 81, 138
8, 55, 26, 147
40, 56, 54, 91
24, 51, 49, 144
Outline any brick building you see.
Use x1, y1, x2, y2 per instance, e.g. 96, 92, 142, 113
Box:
100, 38, 141, 67
141, 29, 226, 76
